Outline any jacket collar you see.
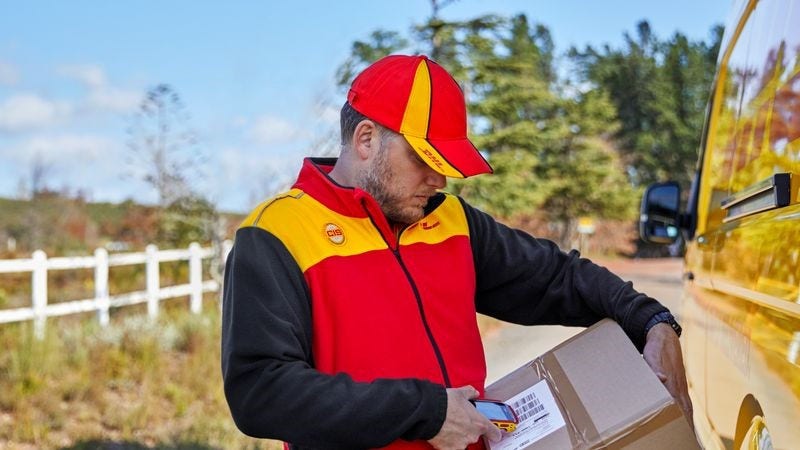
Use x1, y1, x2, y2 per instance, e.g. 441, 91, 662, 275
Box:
292, 157, 445, 245
292, 157, 372, 219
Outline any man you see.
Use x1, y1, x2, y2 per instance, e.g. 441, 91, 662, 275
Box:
221, 54, 691, 450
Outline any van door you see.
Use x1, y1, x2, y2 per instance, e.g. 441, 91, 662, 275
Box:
700, 1, 800, 446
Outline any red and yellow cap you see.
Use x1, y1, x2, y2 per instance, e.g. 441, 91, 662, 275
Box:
347, 54, 493, 178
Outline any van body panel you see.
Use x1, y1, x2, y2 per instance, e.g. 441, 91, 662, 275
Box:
660, 0, 800, 447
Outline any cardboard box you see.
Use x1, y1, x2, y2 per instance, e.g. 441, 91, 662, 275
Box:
484, 319, 700, 449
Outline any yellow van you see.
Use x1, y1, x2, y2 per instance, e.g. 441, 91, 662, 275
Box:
640, 1, 800, 449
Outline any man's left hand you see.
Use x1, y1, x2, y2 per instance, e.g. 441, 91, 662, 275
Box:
642, 323, 693, 426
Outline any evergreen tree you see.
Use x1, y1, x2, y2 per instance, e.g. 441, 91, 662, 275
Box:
454, 15, 636, 246
571, 21, 722, 188
332, 11, 726, 254
126, 84, 222, 248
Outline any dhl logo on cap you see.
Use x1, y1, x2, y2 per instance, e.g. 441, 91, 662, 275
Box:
347, 54, 493, 178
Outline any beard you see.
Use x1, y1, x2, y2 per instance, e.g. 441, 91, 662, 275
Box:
357, 141, 426, 225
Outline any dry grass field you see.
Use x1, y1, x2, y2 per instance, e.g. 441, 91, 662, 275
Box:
0, 295, 505, 450
0, 299, 282, 450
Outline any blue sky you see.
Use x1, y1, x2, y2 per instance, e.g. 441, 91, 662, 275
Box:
0, 0, 731, 213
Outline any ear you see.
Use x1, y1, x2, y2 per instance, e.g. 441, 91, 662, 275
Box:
352, 119, 379, 160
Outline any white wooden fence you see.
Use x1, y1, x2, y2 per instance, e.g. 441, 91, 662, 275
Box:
0, 241, 232, 339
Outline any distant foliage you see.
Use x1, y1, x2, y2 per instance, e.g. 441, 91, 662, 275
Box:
126, 84, 204, 208
159, 195, 220, 248
454, 15, 636, 246
0, 195, 242, 258
570, 21, 723, 188
0, 194, 99, 256
125, 84, 229, 255
335, 30, 409, 91
336, 11, 721, 249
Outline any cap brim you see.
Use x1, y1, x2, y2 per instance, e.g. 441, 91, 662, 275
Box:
403, 134, 493, 179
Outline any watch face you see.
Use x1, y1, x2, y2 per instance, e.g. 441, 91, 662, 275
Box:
662, 315, 682, 337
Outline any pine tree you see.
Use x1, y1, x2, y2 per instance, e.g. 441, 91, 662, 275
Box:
454, 15, 636, 246
571, 21, 722, 188
337, 13, 641, 248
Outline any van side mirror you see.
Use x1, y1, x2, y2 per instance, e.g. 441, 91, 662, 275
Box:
640, 182, 681, 244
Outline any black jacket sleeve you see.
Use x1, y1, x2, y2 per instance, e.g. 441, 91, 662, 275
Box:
221, 227, 446, 449
460, 199, 667, 350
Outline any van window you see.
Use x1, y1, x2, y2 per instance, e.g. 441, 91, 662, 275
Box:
703, 8, 753, 231
770, 1, 800, 158
703, 2, 800, 231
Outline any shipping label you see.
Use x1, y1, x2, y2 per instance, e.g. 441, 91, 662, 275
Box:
490, 379, 566, 450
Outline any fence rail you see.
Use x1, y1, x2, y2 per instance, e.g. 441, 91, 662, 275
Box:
0, 241, 232, 339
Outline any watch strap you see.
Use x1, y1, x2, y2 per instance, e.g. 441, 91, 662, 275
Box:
644, 311, 682, 337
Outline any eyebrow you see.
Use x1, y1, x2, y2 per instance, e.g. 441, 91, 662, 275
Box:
410, 148, 426, 165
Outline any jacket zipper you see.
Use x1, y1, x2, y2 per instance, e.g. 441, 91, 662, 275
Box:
363, 211, 452, 387
391, 247, 452, 388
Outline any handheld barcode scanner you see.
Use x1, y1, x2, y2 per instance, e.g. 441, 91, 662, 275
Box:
470, 399, 519, 432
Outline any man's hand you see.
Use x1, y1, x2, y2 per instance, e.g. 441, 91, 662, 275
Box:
643, 322, 693, 425
428, 385, 503, 450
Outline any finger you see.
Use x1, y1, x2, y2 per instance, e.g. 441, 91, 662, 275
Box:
487, 422, 503, 442
667, 380, 692, 419
458, 385, 479, 399
679, 395, 693, 417
665, 379, 681, 400
475, 415, 502, 443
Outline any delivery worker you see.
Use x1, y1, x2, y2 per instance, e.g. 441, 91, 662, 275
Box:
221, 54, 691, 450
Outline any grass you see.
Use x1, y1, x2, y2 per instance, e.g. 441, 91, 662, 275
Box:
0, 298, 506, 450
0, 300, 281, 450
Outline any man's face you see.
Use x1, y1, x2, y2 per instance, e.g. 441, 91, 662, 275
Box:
358, 132, 447, 225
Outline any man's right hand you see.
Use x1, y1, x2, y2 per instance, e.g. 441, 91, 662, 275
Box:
428, 386, 503, 450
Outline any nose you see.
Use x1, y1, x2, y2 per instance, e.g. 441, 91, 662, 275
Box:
426, 169, 446, 189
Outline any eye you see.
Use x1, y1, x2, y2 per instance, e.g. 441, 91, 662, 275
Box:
411, 150, 427, 166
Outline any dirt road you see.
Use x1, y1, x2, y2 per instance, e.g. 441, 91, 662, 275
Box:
482, 257, 685, 384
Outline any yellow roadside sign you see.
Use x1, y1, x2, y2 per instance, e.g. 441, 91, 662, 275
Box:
577, 217, 595, 234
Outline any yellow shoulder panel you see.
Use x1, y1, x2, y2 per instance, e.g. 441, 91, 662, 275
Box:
240, 189, 305, 229
400, 194, 469, 246
244, 190, 387, 273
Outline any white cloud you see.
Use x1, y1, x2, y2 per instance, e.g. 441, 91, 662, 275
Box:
58, 64, 107, 89
58, 63, 141, 114
209, 146, 303, 211
249, 115, 308, 145
88, 86, 141, 113
0, 64, 141, 133
0, 94, 71, 131
0, 60, 19, 86
5, 134, 117, 164
316, 104, 340, 125
0, 134, 140, 204
219, 145, 300, 177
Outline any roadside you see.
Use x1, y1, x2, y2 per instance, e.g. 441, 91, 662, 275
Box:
482, 257, 685, 384
594, 256, 684, 287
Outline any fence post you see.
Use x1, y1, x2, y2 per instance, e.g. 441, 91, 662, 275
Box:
220, 239, 233, 310
95, 248, 109, 327
146, 244, 159, 320
31, 250, 48, 340
189, 242, 202, 314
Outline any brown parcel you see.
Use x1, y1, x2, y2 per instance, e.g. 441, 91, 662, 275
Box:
484, 319, 700, 449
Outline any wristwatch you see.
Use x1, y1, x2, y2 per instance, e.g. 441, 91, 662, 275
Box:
644, 311, 682, 337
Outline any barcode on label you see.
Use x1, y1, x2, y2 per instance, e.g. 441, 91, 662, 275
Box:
517, 403, 545, 421
511, 392, 546, 422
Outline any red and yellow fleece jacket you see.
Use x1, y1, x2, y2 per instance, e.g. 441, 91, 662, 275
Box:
221, 158, 668, 449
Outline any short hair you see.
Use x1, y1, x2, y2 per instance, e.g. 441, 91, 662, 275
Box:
340, 101, 368, 146
340, 101, 395, 148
